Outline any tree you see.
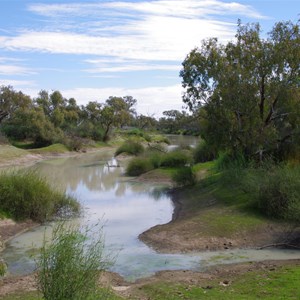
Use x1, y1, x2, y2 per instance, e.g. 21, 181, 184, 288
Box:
0, 85, 32, 123
106, 96, 137, 128
180, 20, 300, 161
136, 114, 157, 130
1, 107, 63, 146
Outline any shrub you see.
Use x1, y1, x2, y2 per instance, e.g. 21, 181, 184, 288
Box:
215, 151, 247, 171
0, 170, 80, 222
150, 134, 170, 144
37, 222, 111, 300
257, 165, 300, 222
115, 140, 144, 156
126, 157, 153, 176
148, 152, 162, 169
172, 167, 196, 187
193, 140, 215, 163
160, 151, 190, 168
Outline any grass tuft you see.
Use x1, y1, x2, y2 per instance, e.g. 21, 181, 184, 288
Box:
0, 170, 80, 222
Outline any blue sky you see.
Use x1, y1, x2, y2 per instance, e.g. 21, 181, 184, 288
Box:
0, 0, 299, 117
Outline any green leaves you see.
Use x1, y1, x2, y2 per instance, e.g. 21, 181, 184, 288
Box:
180, 19, 300, 161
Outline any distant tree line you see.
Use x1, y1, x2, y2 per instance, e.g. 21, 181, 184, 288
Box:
0, 86, 140, 148
0, 85, 201, 149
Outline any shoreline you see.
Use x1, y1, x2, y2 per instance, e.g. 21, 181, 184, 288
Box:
1, 146, 300, 298
139, 186, 300, 253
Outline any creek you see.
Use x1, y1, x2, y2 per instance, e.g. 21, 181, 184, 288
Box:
2, 136, 300, 281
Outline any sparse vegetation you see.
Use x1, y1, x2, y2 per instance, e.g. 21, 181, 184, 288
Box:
36, 222, 111, 300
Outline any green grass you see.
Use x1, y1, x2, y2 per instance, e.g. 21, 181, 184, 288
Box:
192, 161, 215, 173
0, 170, 80, 221
0, 289, 123, 300
193, 209, 264, 237
0, 145, 28, 163
138, 265, 300, 300
0, 291, 42, 300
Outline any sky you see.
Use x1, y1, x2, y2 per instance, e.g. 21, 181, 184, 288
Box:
0, 0, 299, 117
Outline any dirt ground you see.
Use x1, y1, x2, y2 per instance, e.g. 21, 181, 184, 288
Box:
1, 259, 300, 298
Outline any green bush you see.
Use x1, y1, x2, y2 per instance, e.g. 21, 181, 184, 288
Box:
115, 140, 144, 156
0, 170, 80, 222
126, 157, 154, 176
160, 151, 190, 168
193, 140, 215, 163
37, 222, 111, 300
215, 151, 247, 171
172, 167, 196, 187
256, 165, 300, 222
148, 152, 162, 169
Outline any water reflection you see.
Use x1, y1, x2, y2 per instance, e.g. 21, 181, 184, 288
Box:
3, 150, 179, 279
3, 136, 300, 280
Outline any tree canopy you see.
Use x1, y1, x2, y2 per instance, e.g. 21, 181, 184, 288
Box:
180, 20, 300, 161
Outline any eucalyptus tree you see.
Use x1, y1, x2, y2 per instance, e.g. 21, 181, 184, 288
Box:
0, 85, 32, 123
180, 20, 300, 161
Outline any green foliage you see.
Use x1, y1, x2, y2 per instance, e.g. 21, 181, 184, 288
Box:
115, 140, 144, 156
150, 135, 170, 144
148, 152, 162, 168
1, 108, 63, 147
125, 128, 152, 142
180, 20, 300, 161
215, 151, 247, 171
36, 222, 111, 300
157, 110, 201, 136
160, 151, 190, 168
255, 165, 300, 222
217, 159, 300, 222
193, 140, 216, 163
126, 157, 154, 176
172, 167, 196, 187
0, 170, 79, 222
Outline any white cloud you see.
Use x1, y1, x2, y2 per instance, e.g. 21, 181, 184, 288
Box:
0, 64, 34, 75
59, 85, 184, 117
0, 0, 267, 65
28, 1, 266, 19
84, 63, 180, 73
0, 79, 36, 87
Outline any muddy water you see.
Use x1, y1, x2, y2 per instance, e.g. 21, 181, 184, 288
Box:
2, 138, 300, 281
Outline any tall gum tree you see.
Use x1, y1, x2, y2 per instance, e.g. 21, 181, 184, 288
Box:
180, 20, 300, 161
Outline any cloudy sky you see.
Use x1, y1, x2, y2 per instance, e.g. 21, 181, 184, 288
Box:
0, 0, 298, 116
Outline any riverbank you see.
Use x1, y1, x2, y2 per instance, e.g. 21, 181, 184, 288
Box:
1, 259, 300, 299
0, 143, 299, 299
139, 174, 300, 253
0, 143, 113, 252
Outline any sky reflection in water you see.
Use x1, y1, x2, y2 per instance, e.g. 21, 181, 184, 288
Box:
3, 139, 300, 280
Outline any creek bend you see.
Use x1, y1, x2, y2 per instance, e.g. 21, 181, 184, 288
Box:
2, 137, 300, 281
